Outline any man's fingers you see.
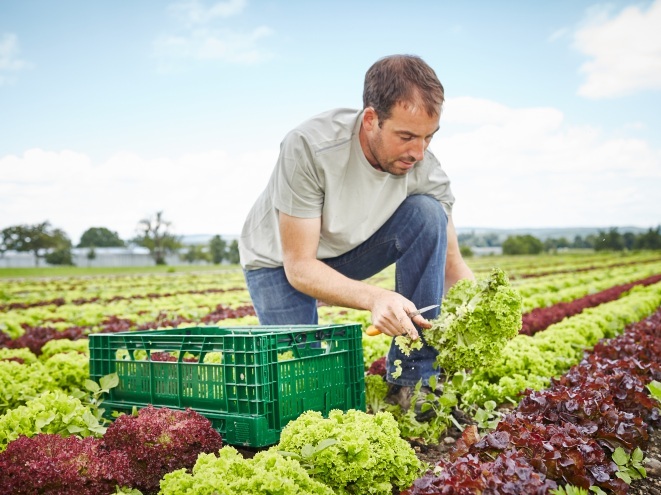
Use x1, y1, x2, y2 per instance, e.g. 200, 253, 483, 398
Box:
412, 314, 432, 329
397, 314, 419, 340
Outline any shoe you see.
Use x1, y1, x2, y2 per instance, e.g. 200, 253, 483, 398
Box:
385, 382, 444, 421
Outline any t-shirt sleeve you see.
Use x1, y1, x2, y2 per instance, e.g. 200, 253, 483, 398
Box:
408, 149, 455, 216
272, 130, 325, 218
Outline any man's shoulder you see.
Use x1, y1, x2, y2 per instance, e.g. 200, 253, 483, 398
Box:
286, 108, 361, 153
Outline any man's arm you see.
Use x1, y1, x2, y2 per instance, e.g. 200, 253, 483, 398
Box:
444, 215, 475, 290
279, 211, 427, 339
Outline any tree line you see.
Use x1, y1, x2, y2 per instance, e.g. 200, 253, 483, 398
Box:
496, 227, 661, 255
0, 211, 239, 266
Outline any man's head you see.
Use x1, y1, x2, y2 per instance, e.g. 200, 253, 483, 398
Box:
359, 55, 444, 175
363, 54, 444, 123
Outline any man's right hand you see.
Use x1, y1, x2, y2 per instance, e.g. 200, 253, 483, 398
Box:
369, 293, 431, 340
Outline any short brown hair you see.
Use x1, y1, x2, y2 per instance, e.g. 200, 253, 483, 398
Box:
362, 54, 445, 123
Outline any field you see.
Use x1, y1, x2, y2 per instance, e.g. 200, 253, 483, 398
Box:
1, 251, 660, 494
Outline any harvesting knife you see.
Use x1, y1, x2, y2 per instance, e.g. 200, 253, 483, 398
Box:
365, 304, 440, 336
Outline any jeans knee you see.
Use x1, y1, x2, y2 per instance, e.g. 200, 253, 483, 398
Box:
402, 195, 447, 237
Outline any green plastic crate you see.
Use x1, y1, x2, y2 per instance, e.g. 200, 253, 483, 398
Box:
88, 324, 365, 447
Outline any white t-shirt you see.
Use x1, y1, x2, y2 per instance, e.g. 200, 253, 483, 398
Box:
239, 108, 455, 270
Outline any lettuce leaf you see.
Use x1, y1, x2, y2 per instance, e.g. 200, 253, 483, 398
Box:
423, 268, 522, 375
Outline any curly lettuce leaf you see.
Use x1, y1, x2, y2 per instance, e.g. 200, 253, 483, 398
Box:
276, 409, 423, 494
423, 268, 522, 375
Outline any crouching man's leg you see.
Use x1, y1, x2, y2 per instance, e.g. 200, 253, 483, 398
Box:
324, 194, 448, 387
385, 195, 448, 387
244, 266, 319, 324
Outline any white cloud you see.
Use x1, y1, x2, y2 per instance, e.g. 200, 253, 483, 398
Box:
0, 33, 31, 85
573, 0, 661, 98
155, 0, 273, 66
154, 26, 273, 64
0, 147, 278, 243
168, 0, 247, 25
2, 98, 660, 243
433, 96, 661, 228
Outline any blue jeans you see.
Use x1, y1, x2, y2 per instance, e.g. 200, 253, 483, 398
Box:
243, 195, 449, 386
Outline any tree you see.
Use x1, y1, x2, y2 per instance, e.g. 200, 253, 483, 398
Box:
634, 226, 661, 250
226, 239, 240, 264
209, 235, 227, 264
181, 245, 209, 264
502, 234, 544, 255
594, 228, 624, 252
78, 227, 125, 248
543, 236, 570, 253
571, 235, 593, 249
622, 232, 636, 251
132, 211, 182, 265
86, 246, 97, 267
1, 222, 71, 266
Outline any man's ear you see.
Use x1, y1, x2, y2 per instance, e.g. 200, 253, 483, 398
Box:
362, 107, 379, 132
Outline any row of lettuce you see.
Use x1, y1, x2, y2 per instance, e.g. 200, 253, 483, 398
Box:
363, 280, 661, 441
0, 280, 660, 493
3, 252, 658, 308
400, 304, 661, 495
2, 256, 660, 344
0, 272, 661, 494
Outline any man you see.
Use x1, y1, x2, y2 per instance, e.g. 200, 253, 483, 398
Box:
239, 54, 474, 414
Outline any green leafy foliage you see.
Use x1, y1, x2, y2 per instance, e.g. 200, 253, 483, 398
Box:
275, 409, 423, 494
39, 338, 89, 360
612, 446, 647, 484
550, 484, 608, 495
279, 438, 339, 472
466, 400, 503, 432
43, 351, 89, 392
159, 446, 335, 495
0, 358, 55, 414
393, 377, 458, 444
0, 347, 39, 364
364, 374, 390, 414
114, 488, 144, 495
423, 268, 522, 375
453, 281, 661, 407
0, 390, 106, 451
647, 380, 661, 402
80, 372, 119, 422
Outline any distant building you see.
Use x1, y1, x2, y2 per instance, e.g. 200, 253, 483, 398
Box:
0, 246, 185, 268
471, 246, 503, 256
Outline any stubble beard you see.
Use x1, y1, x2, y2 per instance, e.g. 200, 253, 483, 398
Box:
369, 132, 415, 177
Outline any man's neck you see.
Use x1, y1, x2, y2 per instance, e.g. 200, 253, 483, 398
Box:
358, 123, 383, 171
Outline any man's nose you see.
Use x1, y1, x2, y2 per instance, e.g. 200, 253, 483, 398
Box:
409, 139, 426, 161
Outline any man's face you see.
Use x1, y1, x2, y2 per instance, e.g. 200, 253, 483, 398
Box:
361, 101, 440, 176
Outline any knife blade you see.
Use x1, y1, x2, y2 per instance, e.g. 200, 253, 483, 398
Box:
407, 304, 440, 318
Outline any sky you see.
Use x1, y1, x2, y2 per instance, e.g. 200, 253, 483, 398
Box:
1, 0, 660, 244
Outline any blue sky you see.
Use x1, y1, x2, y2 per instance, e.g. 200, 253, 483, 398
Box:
1, 0, 660, 243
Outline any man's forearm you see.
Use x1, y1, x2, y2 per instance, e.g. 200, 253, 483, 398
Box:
283, 257, 385, 311
444, 257, 475, 290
